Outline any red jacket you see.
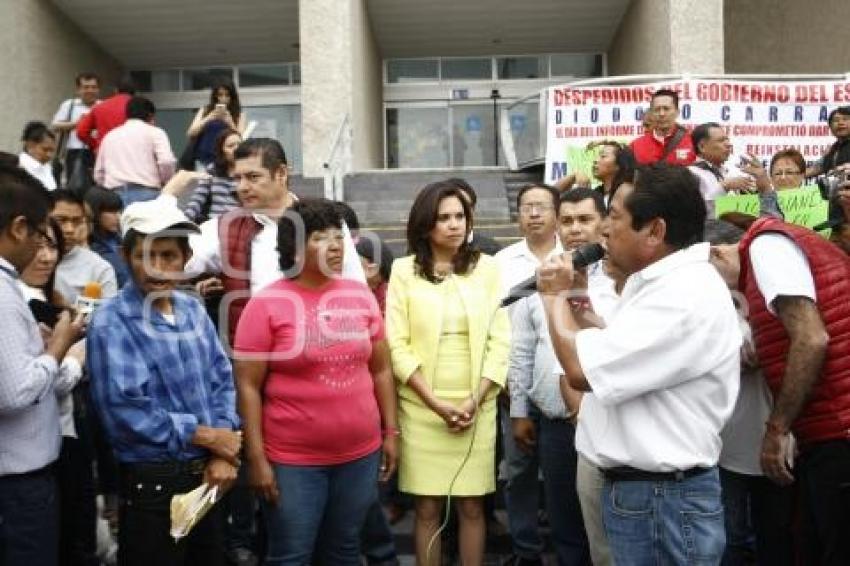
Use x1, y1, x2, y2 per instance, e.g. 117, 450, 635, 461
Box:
76, 93, 131, 151
218, 209, 262, 346
630, 125, 696, 166
738, 217, 850, 445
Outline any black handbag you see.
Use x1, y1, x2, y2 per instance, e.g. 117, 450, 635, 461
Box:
65, 155, 94, 198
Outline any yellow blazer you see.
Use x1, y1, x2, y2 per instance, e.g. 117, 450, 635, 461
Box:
386, 254, 511, 401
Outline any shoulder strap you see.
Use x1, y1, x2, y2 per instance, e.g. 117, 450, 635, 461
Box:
692, 160, 724, 181
658, 125, 687, 163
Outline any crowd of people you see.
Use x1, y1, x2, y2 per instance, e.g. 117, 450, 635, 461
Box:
1, 72, 849, 566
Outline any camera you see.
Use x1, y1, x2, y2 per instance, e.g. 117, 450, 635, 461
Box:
817, 169, 850, 199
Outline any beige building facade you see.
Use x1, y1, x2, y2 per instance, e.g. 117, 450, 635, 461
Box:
1, 0, 848, 179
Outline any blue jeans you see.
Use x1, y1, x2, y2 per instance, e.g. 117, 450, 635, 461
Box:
0, 466, 59, 565
538, 416, 590, 566
263, 450, 380, 566
116, 184, 159, 207
603, 466, 726, 565
501, 406, 543, 559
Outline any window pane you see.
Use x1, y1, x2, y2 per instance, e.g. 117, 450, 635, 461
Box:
451, 105, 497, 167
497, 56, 546, 80
386, 107, 449, 168
386, 59, 439, 83
506, 101, 541, 165
129, 71, 151, 92
243, 105, 303, 173
183, 67, 234, 91
292, 64, 301, 85
155, 109, 195, 156
550, 53, 604, 78
441, 58, 491, 80
239, 65, 290, 87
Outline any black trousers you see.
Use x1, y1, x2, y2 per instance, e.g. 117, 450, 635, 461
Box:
0, 465, 58, 566
57, 436, 98, 566
798, 439, 850, 566
118, 461, 224, 566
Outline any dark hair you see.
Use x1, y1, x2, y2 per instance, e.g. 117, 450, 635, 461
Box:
407, 181, 479, 283
516, 183, 559, 209
560, 187, 606, 217
75, 72, 99, 87
356, 234, 395, 282
116, 78, 136, 95
0, 164, 51, 233
691, 122, 722, 155
205, 81, 242, 121
827, 106, 850, 125
447, 178, 476, 208
84, 186, 123, 238
277, 198, 342, 272
50, 189, 85, 210
233, 138, 287, 174
126, 96, 156, 121
769, 148, 806, 175
121, 228, 192, 258
21, 121, 56, 144
42, 218, 66, 302
651, 88, 680, 108
212, 128, 241, 178
333, 201, 360, 232
625, 164, 705, 249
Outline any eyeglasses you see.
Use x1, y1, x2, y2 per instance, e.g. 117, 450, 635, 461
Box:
771, 169, 802, 178
519, 203, 555, 215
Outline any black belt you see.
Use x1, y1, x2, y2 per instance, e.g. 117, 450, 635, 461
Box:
121, 458, 207, 477
603, 466, 711, 482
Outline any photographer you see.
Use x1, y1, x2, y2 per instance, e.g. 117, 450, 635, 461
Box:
806, 106, 850, 178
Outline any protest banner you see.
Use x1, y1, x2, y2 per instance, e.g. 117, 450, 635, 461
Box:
545, 78, 850, 183
714, 186, 829, 230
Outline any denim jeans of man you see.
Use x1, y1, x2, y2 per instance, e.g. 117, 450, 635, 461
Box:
538, 416, 590, 566
117, 183, 160, 207
118, 460, 225, 566
719, 467, 795, 566
263, 450, 380, 566
603, 466, 726, 565
797, 439, 850, 566
0, 466, 59, 565
360, 498, 399, 566
501, 406, 544, 560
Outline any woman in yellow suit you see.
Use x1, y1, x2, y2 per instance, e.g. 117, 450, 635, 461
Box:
386, 180, 510, 565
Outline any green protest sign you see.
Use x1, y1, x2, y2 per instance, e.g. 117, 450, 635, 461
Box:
714, 186, 829, 231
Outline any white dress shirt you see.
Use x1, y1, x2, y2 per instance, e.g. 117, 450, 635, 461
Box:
53, 98, 97, 150
494, 236, 563, 298
18, 152, 57, 191
574, 243, 742, 471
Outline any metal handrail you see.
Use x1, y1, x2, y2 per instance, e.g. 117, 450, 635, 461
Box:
322, 113, 351, 200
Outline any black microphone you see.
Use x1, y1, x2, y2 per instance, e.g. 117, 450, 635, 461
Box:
500, 242, 605, 308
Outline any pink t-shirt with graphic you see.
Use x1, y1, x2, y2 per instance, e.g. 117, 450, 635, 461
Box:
234, 278, 385, 465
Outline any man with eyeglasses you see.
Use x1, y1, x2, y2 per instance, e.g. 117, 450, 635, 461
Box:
0, 164, 85, 565
495, 184, 562, 566
49, 189, 118, 304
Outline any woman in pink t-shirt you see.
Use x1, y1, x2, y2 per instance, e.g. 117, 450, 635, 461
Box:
234, 199, 399, 566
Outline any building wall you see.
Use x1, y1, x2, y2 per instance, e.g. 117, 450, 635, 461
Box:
725, 0, 850, 74
0, 0, 122, 152
607, 0, 723, 75
350, 0, 383, 171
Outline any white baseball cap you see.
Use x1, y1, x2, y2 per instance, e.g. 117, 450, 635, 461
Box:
120, 198, 200, 237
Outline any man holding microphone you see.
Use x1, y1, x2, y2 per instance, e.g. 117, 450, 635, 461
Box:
538, 165, 742, 564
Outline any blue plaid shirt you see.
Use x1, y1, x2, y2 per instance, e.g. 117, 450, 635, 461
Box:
87, 284, 239, 463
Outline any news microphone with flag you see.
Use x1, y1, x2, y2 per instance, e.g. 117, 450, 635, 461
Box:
500, 242, 605, 308
74, 281, 103, 322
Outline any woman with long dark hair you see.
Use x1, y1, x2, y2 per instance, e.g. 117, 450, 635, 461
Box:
186, 81, 246, 168
182, 128, 241, 223
85, 186, 129, 288
386, 180, 510, 565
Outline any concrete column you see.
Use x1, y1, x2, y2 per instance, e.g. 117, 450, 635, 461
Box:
0, 0, 122, 151
607, 0, 724, 75
299, 0, 383, 178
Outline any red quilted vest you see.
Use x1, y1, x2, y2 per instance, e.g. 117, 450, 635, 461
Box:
218, 209, 262, 346
738, 217, 850, 445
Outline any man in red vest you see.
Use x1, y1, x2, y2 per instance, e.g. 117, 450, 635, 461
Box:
630, 88, 695, 166
710, 218, 850, 565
